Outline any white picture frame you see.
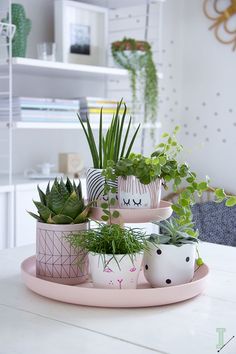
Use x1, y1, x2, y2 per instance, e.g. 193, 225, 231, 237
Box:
54, 0, 108, 66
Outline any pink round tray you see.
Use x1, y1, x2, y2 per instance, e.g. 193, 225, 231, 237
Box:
21, 256, 209, 308
89, 200, 172, 224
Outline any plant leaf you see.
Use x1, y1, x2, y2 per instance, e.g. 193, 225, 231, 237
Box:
52, 214, 74, 224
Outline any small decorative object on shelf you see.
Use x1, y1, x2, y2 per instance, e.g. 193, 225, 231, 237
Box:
68, 223, 147, 289
78, 99, 140, 206
143, 217, 200, 288
111, 37, 158, 142
2, 3, 31, 57
28, 178, 90, 285
55, 0, 108, 65
59, 153, 84, 178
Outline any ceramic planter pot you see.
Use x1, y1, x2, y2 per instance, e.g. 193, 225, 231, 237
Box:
86, 168, 118, 207
118, 176, 161, 209
36, 221, 89, 285
143, 242, 196, 287
88, 252, 143, 289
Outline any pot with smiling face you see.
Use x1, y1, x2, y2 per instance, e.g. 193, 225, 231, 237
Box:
88, 252, 143, 289
143, 242, 196, 287
118, 176, 161, 209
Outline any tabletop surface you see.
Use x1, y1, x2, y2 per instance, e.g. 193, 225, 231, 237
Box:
0, 242, 236, 354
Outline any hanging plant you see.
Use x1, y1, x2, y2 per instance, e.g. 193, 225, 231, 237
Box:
111, 37, 158, 141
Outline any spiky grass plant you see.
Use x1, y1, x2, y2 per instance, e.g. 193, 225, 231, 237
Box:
28, 178, 90, 224
68, 223, 148, 268
78, 99, 140, 169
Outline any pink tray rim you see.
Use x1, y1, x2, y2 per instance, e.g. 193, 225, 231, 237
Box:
21, 256, 209, 308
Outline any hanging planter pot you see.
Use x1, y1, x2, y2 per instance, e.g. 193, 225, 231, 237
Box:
36, 221, 90, 285
143, 242, 196, 288
88, 252, 143, 289
118, 175, 161, 209
86, 167, 118, 207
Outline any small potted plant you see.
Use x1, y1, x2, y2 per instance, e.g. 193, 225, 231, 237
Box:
143, 217, 201, 287
105, 153, 162, 209
111, 38, 158, 143
68, 222, 147, 289
28, 178, 90, 285
78, 99, 140, 206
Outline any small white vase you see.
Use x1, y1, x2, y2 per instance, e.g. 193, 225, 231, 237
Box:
88, 252, 143, 289
143, 242, 196, 287
118, 176, 161, 209
86, 168, 118, 207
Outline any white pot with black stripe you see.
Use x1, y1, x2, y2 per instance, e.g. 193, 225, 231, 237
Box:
86, 168, 118, 207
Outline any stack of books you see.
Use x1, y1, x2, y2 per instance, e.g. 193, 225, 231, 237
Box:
0, 97, 79, 123
78, 97, 126, 124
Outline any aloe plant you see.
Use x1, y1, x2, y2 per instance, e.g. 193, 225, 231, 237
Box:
78, 99, 140, 168
28, 178, 89, 224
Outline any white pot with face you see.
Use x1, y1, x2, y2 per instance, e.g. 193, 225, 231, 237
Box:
143, 242, 196, 287
118, 176, 161, 209
88, 252, 143, 289
86, 168, 118, 207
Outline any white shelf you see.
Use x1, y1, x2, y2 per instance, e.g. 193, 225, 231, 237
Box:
0, 121, 161, 130
0, 57, 128, 79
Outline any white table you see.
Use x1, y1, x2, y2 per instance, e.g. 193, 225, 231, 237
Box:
0, 242, 236, 354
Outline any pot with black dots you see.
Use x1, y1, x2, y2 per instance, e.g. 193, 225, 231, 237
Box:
143, 242, 196, 287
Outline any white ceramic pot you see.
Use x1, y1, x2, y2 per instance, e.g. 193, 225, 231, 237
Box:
143, 242, 196, 287
88, 252, 143, 289
86, 168, 118, 207
36, 221, 89, 285
118, 176, 161, 209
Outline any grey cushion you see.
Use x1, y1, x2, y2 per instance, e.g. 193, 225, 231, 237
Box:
192, 201, 236, 246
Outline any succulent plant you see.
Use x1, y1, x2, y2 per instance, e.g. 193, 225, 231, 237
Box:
149, 217, 199, 246
28, 178, 90, 224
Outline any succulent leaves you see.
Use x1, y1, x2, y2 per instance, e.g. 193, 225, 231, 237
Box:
29, 178, 88, 224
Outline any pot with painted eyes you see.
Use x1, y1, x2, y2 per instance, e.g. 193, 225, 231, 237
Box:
88, 252, 143, 289
118, 175, 161, 209
86, 168, 118, 207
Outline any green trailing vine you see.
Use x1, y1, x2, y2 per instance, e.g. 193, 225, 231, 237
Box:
111, 38, 158, 142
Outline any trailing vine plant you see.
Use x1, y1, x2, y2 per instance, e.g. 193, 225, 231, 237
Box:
111, 38, 158, 142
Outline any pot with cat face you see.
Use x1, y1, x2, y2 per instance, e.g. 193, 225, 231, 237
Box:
86, 168, 118, 207
88, 252, 143, 289
143, 242, 196, 287
118, 176, 161, 209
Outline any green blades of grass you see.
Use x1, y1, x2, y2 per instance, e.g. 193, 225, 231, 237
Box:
99, 108, 103, 169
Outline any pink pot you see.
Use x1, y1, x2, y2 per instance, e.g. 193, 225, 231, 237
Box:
118, 176, 161, 209
36, 221, 89, 285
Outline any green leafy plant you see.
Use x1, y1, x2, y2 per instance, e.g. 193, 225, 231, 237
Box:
111, 38, 158, 140
28, 178, 90, 224
68, 223, 148, 268
149, 217, 203, 266
78, 99, 140, 169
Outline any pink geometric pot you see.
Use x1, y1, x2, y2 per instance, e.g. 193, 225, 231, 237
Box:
36, 221, 89, 285
118, 176, 162, 209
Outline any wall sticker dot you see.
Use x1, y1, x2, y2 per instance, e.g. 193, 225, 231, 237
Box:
171, 118, 175, 122
162, 49, 166, 53
174, 101, 178, 105
204, 125, 208, 129
185, 107, 189, 111
196, 116, 200, 120
193, 133, 197, 137
170, 40, 174, 44
184, 123, 188, 128
161, 87, 165, 91
229, 108, 233, 113
217, 128, 221, 132
216, 92, 221, 96
168, 63, 172, 68
222, 139, 227, 143
169, 76, 173, 79
185, 131, 189, 135
214, 112, 218, 116
202, 102, 206, 106
166, 97, 170, 101
205, 137, 209, 142
164, 114, 168, 118
169, 108, 173, 112
233, 122, 236, 126
173, 88, 176, 93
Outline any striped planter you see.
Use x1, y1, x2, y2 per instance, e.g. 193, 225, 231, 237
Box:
36, 222, 89, 285
86, 168, 118, 207
118, 176, 161, 209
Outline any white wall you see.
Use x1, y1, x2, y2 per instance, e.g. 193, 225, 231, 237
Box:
160, 0, 236, 193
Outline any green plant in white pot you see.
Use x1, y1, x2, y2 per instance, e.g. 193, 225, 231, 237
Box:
68, 223, 148, 289
28, 178, 90, 285
78, 99, 140, 206
143, 217, 201, 288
